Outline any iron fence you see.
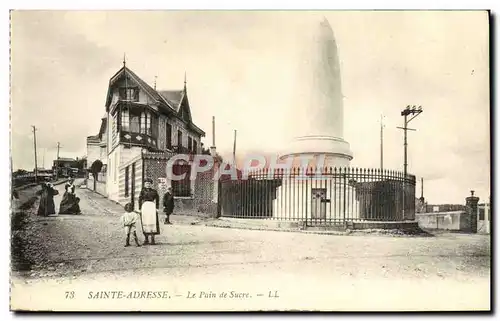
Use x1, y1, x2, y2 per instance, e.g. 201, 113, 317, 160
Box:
219, 167, 416, 226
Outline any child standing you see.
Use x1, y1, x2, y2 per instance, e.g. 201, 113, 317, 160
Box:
163, 187, 175, 225
120, 203, 141, 247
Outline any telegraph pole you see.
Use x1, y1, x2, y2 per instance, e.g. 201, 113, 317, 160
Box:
397, 105, 423, 178
56, 142, 61, 180
397, 105, 423, 218
380, 114, 385, 171
233, 129, 237, 165
32, 126, 38, 184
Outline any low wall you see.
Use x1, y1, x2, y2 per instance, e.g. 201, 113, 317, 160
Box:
415, 211, 467, 231
172, 197, 218, 218
86, 177, 107, 197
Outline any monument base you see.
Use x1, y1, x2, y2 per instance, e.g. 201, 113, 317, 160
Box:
272, 179, 360, 222
280, 135, 353, 168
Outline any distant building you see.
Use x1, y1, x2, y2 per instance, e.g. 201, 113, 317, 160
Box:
53, 157, 86, 178
86, 114, 108, 169
425, 204, 466, 213
53, 157, 75, 177
87, 63, 206, 203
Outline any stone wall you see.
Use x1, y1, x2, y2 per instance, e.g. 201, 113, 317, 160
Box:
415, 211, 467, 231
142, 153, 220, 217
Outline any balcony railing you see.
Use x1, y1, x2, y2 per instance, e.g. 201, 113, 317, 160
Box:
120, 131, 158, 150
171, 145, 196, 155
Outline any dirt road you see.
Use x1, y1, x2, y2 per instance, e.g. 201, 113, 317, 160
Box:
10, 182, 491, 311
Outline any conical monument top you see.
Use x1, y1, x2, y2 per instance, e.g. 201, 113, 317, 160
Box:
280, 14, 353, 167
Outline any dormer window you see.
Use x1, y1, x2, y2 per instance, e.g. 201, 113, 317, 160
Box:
119, 87, 139, 101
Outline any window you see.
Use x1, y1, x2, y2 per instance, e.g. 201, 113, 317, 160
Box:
124, 166, 129, 197
119, 87, 138, 101
193, 140, 198, 154
166, 123, 172, 149
130, 114, 140, 132
188, 137, 192, 152
140, 111, 152, 135
140, 112, 145, 134
177, 130, 183, 148
121, 108, 130, 131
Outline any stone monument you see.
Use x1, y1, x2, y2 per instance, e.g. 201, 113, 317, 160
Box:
272, 17, 359, 223
280, 17, 353, 168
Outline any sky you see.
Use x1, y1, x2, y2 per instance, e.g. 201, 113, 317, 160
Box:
10, 10, 490, 204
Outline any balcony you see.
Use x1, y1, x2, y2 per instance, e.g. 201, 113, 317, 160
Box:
120, 131, 158, 150
171, 144, 195, 155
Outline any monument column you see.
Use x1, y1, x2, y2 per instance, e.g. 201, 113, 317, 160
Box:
281, 17, 353, 168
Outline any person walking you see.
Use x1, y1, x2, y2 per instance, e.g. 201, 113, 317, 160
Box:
59, 178, 81, 214
163, 187, 175, 225
37, 182, 59, 216
138, 178, 160, 245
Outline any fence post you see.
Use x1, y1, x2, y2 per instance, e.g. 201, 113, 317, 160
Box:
485, 200, 490, 234
343, 169, 346, 224
465, 191, 480, 233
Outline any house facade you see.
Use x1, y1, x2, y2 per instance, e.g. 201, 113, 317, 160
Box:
87, 63, 205, 205
86, 114, 108, 170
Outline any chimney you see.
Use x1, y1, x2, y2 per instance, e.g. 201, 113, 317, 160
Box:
210, 115, 217, 157
211, 116, 216, 148
420, 177, 424, 200
210, 146, 217, 157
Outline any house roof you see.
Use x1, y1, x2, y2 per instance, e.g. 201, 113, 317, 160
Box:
107, 66, 175, 110
158, 90, 184, 111
105, 65, 205, 137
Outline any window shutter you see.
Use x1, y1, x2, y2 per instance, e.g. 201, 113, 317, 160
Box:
134, 88, 139, 101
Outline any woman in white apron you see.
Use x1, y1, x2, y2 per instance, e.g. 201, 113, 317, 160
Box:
138, 178, 160, 245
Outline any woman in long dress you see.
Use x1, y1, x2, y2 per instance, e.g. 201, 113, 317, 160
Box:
37, 182, 59, 216
139, 178, 160, 245
59, 178, 81, 214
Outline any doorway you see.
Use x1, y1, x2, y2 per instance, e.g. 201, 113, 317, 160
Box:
311, 188, 327, 220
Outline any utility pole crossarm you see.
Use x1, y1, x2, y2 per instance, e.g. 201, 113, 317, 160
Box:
397, 126, 416, 131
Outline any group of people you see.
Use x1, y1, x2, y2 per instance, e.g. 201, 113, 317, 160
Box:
35, 176, 174, 247
120, 178, 175, 247
37, 178, 81, 216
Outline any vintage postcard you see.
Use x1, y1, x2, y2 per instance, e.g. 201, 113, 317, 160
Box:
9, 10, 491, 311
